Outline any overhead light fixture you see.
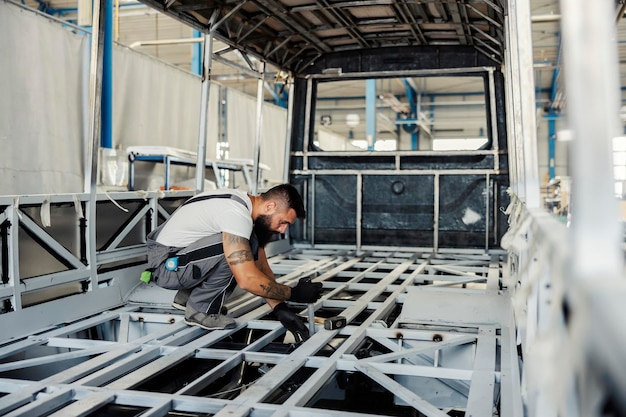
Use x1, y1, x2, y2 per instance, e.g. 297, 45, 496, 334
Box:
346, 114, 360, 127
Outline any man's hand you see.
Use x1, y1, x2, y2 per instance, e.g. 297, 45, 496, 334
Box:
289, 277, 323, 303
273, 302, 309, 342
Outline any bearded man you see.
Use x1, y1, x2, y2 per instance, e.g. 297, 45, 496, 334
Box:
145, 184, 322, 340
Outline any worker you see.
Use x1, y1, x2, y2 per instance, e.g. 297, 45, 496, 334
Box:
144, 183, 322, 341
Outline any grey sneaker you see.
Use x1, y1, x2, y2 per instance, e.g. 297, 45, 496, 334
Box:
172, 288, 192, 311
184, 308, 236, 330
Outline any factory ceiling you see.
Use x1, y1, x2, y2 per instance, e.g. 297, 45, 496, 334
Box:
16, 0, 626, 119
135, 0, 507, 74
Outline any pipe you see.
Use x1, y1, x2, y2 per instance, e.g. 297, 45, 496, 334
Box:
101, 0, 113, 149
366, 79, 376, 150
129, 37, 203, 48
531, 14, 561, 23
195, 30, 214, 193
402, 78, 418, 149
251, 62, 265, 194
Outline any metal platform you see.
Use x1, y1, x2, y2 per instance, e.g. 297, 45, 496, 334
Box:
0, 247, 519, 417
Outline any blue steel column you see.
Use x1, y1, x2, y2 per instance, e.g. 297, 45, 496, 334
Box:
101, 0, 113, 149
547, 37, 561, 180
366, 79, 376, 150
402, 78, 418, 150
191, 29, 202, 75
548, 114, 556, 179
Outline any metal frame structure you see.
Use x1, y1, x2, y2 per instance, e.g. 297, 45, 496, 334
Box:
1, 1, 625, 417
290, 65, 505, 252
133, 0, 506, 74
0, 241, 516, 417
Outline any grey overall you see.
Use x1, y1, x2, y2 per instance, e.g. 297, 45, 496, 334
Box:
145, 194, 256, 314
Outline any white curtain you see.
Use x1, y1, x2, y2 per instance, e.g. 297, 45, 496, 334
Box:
113, 47, 220, 159
0, 2, 87, 195
1, 2, 286, 195
226, 88, 287, 187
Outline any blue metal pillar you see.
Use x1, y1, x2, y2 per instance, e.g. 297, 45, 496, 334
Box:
191, 29, 202, 75
402, 78, 418, 150
366, 79, 376, 150
101, 0, 113, 148
548, 112, 556, 179
547, 36, 562, 180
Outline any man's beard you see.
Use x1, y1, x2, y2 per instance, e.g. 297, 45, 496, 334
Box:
253, 214, 279, 247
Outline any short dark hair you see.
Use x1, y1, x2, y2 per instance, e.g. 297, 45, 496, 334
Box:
261, 184, 306, 219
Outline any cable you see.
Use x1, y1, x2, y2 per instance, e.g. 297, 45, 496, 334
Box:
204, 381, 256, 398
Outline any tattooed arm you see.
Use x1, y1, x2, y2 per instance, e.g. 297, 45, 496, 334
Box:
255, 247, 274, 279
222, 231, 289, 308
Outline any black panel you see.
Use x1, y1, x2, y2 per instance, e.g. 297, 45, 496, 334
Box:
361, 175, 434, 247
438, 175, 487, 248
313, 176, 357, 244
495, 70, 509, 153
305, 46, 499, 75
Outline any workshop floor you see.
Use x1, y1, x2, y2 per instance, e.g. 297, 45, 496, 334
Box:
0, 247, 520, 417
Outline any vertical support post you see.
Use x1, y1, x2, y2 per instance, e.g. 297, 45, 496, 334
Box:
84, 0, 106, 290
101, 0, 113, 150
366, 79, 377, 150
303, 77, 313, 171
310, 174, 315, 246
503, 16, 521, 199
191, 29, 202, 76
485, 174, 490, 251
218, 86, 227, 160
402, 78, 418, 150
508, 0, 541, 208
8, 206, 22, 311
195, 30, 214, 194
548, 116, 556, 180
283, 75, 295, 183
560, 0, 623, 279
548, 43, 562, 181
251, 61, 266, 195
433, 173, 439, 252
84, 0, 105, 194
488, 69, 499, 171
356, 173, 362, 250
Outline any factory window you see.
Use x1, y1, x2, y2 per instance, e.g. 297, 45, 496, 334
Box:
313, 76, 488, 151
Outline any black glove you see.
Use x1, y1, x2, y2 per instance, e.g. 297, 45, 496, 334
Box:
289, 277, 323, 303
273, 302, 309, 343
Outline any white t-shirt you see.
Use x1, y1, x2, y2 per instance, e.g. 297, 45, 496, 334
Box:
156, 189, 253, 247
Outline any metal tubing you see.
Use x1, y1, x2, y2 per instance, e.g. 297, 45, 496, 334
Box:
366, 79, 376, 150
503, 15, 520, 197
283, 75, 295, 183
194, 29, 214, 193
560, 0, 623, 279
84, 0, 105, 194
251, 61, 265, 194
84, 0, 106, 292
356, 173, 362, 250
485, 174, 490, 250
307, 304, 315, 335
8, 206, 21, 311
303, 78, 313, 171
101, 0, 113, 150
311, 173, 315, 246
433, 173, 439, 252
488, 69, 499, 171
509, 0, 540, 208
560, 0, 626, 410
